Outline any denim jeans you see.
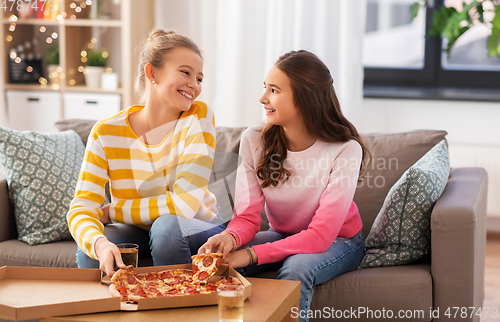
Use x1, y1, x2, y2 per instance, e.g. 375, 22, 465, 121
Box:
76, 209, 226, 268
238, 229, 365, 322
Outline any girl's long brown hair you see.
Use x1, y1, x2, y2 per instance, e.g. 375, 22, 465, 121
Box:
257, 50, 371, 188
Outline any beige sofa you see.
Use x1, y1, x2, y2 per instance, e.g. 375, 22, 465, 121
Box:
0, 121, 487, 322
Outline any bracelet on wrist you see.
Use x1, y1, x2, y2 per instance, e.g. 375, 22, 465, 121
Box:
222, 231, 237, 252
245, 247, 255, 265
225, 229, 242, 249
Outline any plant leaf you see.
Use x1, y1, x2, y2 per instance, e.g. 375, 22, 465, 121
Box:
476, 2, 485, 23
411, 2, 422, 20
429, 6, 456, 36
427, 1, 500, 58
440, 7, 467, 54
489, 5, 500, 57
492, 5, 500, 34
487, 34, 496, 57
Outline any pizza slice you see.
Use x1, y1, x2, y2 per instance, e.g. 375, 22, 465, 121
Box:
191, 253, 225, 282
109, 265, 147, 301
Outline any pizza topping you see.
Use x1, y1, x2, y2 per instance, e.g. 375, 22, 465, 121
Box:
133, 286, 146, 296
166, 289, 179, 296
191, 253, 225, 283
117, 287, 128, 296
197, 271, 210, 281
127, 275, 138, 285
161, 271, 173, 279
183, 287, 196, 294
146, 282, 158, 287
203, 256, 213, 267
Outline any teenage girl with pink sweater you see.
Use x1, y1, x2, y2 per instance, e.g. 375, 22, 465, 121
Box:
199, 50, 370, 322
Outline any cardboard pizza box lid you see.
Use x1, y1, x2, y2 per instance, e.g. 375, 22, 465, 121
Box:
114, 264, 252, 311
0, 263, 251, 319
0, 266, 120, 321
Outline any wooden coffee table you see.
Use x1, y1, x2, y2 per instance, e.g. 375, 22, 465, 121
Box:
41, 277, 301, 322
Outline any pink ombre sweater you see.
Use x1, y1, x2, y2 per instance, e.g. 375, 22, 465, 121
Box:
226, 125, 363, 265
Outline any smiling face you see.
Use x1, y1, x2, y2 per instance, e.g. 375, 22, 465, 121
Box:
260, 66, 302, 128
150, 46, 203, 113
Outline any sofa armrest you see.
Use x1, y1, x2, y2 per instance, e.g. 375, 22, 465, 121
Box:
431, 167, 487, 322
0, 176, 16, 243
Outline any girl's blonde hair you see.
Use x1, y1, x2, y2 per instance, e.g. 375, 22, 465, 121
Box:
135, 29, 202, 103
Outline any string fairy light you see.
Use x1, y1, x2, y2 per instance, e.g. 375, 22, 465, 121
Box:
5, 0, 99, 88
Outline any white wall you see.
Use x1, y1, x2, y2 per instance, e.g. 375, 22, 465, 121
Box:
355, 98, 500, 146
154, 0, 365, 128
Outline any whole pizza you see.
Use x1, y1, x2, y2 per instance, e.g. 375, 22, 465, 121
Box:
109, 253, 242, 302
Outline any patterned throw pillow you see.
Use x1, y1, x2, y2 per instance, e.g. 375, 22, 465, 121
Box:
0, 127, 85, 245
359, 140, 450, 268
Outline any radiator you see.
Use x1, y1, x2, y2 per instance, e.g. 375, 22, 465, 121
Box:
448, 144, 500, 223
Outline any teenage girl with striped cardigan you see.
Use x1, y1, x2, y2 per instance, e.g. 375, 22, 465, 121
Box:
68, 30, 224, 277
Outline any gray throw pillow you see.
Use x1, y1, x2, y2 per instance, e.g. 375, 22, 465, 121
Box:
359, 140, 450, 268
54, 119, 98, 146
0, 127, 85, 245
354, 130, 448, 238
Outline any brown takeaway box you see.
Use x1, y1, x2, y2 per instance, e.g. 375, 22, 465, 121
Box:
0, 264, 251, 321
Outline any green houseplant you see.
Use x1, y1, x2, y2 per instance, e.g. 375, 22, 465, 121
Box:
412, 0, 500, 57
44, 44, 60, 85
86, 49, 108, 67
84, 48, 108, 88
44, 44, 59, 66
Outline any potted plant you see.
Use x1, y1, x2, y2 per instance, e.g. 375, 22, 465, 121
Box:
84, 48, 108, 88
44, 44, 60, 85
412, 0, 500, 58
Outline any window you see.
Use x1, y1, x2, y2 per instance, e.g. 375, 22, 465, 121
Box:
363, 0, 500, 101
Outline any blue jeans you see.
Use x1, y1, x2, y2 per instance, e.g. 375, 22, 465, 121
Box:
76, 210, 226, 268
238, 229, 365, 322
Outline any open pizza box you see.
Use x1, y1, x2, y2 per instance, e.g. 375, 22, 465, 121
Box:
113, 264, 252, 311
0, 264, 251, 321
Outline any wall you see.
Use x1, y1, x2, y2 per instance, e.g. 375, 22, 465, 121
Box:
154, 0, 366, 128
354, 98, 500, 231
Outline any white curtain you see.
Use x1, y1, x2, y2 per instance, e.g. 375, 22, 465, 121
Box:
155, 0, 366, 127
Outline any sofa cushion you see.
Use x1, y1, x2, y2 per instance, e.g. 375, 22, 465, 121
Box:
0, 238, 155, 268
359, 140, 450, 268
252, 264, 432, 322
0, 239, 78, 267
0, 128, 86, 245
309, 264, 432, 322
354, 130, 448, 237
209, 127, 247, 222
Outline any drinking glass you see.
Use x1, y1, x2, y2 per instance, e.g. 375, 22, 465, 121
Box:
217, 284, 245, 322
116, 243, 139, 267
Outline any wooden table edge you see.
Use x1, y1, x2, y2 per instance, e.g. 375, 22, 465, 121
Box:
258, 278, 300, 322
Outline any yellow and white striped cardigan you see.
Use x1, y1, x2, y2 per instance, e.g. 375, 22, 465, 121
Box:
67, 101, 217, 259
